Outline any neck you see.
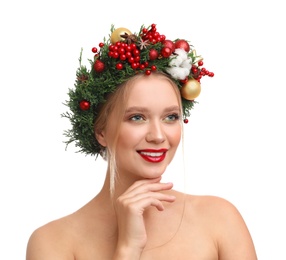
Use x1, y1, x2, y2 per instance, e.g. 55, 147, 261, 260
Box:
98, 169, 145, 203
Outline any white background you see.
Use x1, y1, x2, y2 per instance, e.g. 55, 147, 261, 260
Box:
1, 0, 285, 259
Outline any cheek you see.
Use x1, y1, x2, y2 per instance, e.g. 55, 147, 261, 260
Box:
117, 125, 143, 148
168, 125, 182, 146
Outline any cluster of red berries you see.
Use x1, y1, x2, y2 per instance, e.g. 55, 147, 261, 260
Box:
109, 41, 155, 72
92, 41, 157, 75
191, 60, 214, 82
141, 24, 166, 44
91, 24, 175, 75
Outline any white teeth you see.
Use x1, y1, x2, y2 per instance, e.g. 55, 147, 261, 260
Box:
140, 152, 164, 157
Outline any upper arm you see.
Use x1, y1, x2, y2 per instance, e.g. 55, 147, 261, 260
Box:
213, 197, 257, 260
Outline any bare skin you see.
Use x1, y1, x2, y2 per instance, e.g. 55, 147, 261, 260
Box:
26, 177, 257, 259
26, 75, 257, 259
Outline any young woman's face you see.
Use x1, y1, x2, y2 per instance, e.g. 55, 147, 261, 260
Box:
105, 75, 182, 180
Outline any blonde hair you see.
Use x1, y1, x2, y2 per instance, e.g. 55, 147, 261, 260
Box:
94, 72, 183, 194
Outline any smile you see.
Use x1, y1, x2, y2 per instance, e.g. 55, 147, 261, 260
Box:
137, 149, 168, 163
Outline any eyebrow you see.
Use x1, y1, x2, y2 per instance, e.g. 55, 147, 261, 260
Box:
125, 105, 180, 113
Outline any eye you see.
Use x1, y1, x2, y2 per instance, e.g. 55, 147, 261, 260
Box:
129, 114, 145, 121
164, 113, 180, 122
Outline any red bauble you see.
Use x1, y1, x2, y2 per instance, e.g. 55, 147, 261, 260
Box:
161, 47, 172, 58
79, 100, 90, 110
149, 49, 159, 60
94, 60, 105, 73
175, 39, 190, 52
183, 119, 189, 124
163, 39, 175, 53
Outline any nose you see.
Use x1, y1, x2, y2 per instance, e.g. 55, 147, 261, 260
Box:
145, 120, 166, 144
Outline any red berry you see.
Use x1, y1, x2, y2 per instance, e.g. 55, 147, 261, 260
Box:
131, 62, 138, 69
198, 60, 204, 66
180, 77, 188, 84
192, 67, 198, 74
120, 54, 126, 61
184, 119, 189, 124
111, 51, 119, 58
91, 47, 97, 53
133, 49, 140, 57
116, 63, 123, 70
145, 70, 151, 75
99, 42, 104, 48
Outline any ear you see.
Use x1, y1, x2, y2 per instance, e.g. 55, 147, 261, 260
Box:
95, 130, 107, 147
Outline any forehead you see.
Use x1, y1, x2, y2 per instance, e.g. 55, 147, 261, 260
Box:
126, 75, 179, 106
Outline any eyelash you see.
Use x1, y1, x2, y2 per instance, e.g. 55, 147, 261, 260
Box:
128, 113, 180, 122
129, 114, 145, 121
165, 113, 180, 121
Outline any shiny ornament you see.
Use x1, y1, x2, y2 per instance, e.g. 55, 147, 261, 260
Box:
110, 27, 132, 44
94, 60, 105, 73
181, 79, 201, 100
163, 39, 175, 53
79, 100, 90, 110
175, 39, 190, 52
161, 47, 172, 58
149, 49, 158, 60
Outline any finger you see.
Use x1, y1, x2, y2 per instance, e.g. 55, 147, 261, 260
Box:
122, 182, 174, 200
124, 177, 162, 193
118, 191, 176, 212
127, 191, 176, 204
128, 195, 175, 212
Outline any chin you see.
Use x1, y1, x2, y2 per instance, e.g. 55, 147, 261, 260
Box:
140, 164, 168, 179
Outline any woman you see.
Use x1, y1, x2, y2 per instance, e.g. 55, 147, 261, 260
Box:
26, 24, 257, 259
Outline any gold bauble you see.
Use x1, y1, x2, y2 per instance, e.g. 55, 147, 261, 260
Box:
110, 27, 132, 44
181, 79, 201, 100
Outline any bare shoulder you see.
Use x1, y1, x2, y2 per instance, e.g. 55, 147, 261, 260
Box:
184, 194, 250, 234
26, 215, 75, 260
183, 194, 257, 259
26, 199, 114, 260
186, 194, 243, 219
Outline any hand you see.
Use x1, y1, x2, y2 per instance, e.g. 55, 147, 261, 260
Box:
113, 177, 176, 258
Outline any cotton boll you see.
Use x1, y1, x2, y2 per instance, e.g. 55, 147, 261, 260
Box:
169, 55, 183, 67
178, 67, 190, 79
174, 48, 188, 60
182, 59, 192, 70
166, 67, 189, 80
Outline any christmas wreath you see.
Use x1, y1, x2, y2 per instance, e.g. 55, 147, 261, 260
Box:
62, 23, 214, 156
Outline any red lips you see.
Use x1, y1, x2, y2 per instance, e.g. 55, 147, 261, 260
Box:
137, 149, 168, 163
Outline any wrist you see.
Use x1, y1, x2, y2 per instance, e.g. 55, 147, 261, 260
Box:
112, 244, 143, 260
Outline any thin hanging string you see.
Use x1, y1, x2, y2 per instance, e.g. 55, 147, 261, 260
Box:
143, 125, 187, 251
